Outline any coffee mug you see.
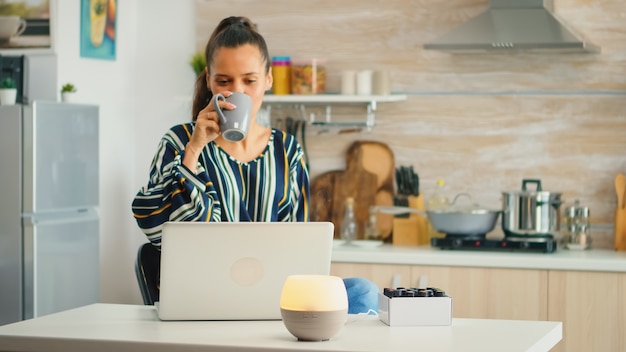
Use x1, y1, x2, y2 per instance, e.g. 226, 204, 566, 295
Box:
0, 16, 27, 41
213, 92, 253, 142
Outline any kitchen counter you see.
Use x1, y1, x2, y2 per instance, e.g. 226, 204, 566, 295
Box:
331, 241, 626, 273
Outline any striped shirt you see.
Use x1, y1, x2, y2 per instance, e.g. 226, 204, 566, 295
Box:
132, 123, 309, 247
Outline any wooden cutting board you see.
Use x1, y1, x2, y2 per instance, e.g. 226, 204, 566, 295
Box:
346, 141, 395, 241
310, 170, 341, 225
310, 141, 396, 240
311, 167, 376, 239
347, 141, 395, 192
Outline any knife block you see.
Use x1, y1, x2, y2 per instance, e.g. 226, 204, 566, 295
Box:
614, 208, 626, 251
392, 195, 429, 246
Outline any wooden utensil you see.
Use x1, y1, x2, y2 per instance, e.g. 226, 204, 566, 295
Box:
616, 173, 625, 209
614, 173, 626, 251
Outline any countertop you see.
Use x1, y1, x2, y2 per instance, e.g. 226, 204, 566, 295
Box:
0, 303, 562, 352
331, 241, 626, 273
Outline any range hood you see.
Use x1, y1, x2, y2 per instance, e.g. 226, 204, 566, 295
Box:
424, 0, 599, 53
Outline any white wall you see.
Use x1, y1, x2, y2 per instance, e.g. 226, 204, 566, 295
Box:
55, 0, 196, 304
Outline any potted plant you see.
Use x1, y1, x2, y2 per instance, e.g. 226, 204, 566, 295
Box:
189, 52, 206, 77
0, 77, 18, 106
61, 83, 77, 103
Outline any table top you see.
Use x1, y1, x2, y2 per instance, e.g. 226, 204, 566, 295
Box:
0, 304, 561, 352
332, 241, 626, 272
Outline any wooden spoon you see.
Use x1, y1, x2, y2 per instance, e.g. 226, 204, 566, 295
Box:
616, 173, 626, 209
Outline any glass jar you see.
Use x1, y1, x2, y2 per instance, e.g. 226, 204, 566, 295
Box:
271, 56, 291, 95
291, 58, 326, 94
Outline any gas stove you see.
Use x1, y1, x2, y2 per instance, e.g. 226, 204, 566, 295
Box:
431, 234, 557, 253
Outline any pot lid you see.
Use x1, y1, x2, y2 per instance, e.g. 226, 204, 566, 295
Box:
436, 193, 500, 214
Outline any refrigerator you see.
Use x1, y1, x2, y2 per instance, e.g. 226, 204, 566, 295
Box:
0, 101, 100, 325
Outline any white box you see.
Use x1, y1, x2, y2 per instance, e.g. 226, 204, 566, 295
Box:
378, 292, 452, 326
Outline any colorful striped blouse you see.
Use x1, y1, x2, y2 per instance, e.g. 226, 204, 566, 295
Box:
132, 123, 309, 247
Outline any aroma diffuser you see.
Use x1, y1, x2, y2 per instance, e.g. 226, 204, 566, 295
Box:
280, 275, 348, 341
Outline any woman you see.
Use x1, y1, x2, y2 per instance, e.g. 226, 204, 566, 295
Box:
132, 16, 377, 314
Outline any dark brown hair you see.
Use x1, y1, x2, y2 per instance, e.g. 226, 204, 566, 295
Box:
191, 16, 270, 121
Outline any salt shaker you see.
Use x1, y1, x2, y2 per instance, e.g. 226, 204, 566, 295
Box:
565, 200, 591, 250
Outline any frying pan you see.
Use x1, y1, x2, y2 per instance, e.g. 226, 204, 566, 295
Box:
373, 194, 501, 237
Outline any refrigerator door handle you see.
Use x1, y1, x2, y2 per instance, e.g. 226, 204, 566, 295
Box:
22, 208, 99, 226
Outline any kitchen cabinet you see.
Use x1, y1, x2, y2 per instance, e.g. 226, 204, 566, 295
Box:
331, 246, 626, 351
262, 94, 407, 128
330, 262, 411, 290
409, 265, 548, 320
331, 260, 626, 352
547, 270, 626, 352
331, 263, 548, 321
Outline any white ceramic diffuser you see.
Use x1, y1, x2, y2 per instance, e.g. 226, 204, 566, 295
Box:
280, 275, 348, 341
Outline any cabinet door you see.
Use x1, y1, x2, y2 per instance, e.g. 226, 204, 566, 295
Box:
23, 212, 100, 319
548, 271, 626, 352
330, 263, 412, 290
410, 266, 548, 320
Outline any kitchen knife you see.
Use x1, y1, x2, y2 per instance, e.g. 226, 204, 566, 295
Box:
409, 166, 419, 196
395, 168, 403, 195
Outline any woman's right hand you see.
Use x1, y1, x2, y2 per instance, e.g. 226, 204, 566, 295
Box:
183, 92, 236, 170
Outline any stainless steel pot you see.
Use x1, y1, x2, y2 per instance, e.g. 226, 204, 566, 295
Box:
501, 179, 563, 238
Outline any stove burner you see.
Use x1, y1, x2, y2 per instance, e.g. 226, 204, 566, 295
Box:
504, 233, 554, 242
431, 234, 557, 253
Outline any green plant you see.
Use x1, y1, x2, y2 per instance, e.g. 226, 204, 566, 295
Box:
189, 52, 206, 77
61, 83, 77, 93
1, 77, 17, 89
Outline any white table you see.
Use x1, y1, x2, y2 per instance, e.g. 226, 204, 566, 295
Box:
0, 304, 561, 352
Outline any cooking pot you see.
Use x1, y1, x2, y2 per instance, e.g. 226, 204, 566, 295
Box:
373, 193, 501, 237
501, 179, 563, 238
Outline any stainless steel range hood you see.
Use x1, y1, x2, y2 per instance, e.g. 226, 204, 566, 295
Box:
424, 0, 599, 53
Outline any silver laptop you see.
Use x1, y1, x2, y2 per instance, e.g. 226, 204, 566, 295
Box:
156, 221, 334, 321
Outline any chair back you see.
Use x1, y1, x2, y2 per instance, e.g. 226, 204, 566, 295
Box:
135, 242, 161, 305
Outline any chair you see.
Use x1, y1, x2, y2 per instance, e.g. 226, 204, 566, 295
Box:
134, 242, 161, 305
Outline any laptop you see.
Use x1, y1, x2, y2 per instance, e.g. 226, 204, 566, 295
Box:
156, 221, 334, 321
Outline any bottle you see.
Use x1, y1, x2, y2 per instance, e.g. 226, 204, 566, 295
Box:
271, 56, 291, 95
364, 212, 379, 240
427, 179, 450, 210
427, 179, 450, 238
341, 197, 358, 243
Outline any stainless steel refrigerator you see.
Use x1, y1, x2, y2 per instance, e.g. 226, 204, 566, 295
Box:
0, 101, 100, 325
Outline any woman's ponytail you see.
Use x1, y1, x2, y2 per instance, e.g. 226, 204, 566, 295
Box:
192, 69, 211, 121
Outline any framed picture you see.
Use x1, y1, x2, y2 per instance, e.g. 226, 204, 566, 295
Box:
0, 0, 53, 54
80, 0, 116, 60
